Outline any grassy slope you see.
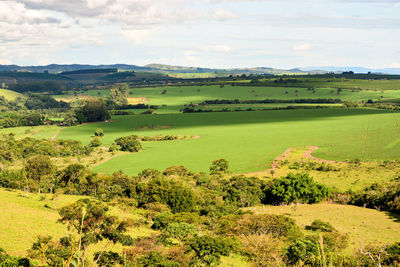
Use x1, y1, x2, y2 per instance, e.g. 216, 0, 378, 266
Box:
1, 189, 398, 263
0, 189, 248, 266
53, 108, 400, 176
248, 146, 400, 191
252, 203, 400, 254
0, 88, 24, 101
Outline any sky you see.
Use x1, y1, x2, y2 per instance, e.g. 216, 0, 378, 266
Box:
0, 0, 399, 69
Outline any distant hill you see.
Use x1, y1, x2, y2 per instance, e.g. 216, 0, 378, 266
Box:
1, 63, 399, 76
0, 63, 307, 76
301, 66, 400, 75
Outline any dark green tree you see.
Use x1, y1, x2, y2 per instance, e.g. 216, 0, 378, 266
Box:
188, 236, 238, 266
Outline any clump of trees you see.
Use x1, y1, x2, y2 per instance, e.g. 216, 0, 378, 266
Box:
264, 173, 331, 204
350, 181, 400, 214
114, 135, 142, 152
74, 98, 110, 124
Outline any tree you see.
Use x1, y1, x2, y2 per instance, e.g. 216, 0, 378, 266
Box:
58, 198, 133, 265
163, 222, 197, 244
110, 83, 129, 106
210, 159, 229, 174
74, 98, 110, 123
94, 128, 104, 137
25, 155, 55, 193
241, 234, 284, 267
265, 173, 331, 204
188, 236, 238, 266
223, 176, 264, 207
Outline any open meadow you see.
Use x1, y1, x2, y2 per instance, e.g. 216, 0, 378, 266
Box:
52, 108, 400, 179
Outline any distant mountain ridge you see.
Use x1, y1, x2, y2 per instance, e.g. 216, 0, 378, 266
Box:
0, 63, 399, 75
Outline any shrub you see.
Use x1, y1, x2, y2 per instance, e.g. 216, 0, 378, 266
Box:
89, 136, 102, 147
210, 159, 229, 174
94, 128, 104, 137
350, 182, 400, 214
136, 251, 179, 267
136, 177, 197, 213
115, 135, 142, 152
217, 214, 302, 241
223, 176, 264, 207
264, 173, 331, 204
306, 219, 336, 232
187, 236, 239, 266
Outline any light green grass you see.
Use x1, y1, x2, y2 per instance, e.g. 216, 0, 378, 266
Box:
53, 108, 400, 177
252, 203, 400, 254
0, 189, 248, 266
0, 89, 25, 101
0, 189, 155, 261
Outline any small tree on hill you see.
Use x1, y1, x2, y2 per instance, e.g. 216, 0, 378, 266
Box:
110, 83, 129, 106
94, 128, 104, 137
25, 155, 55, 194
58, 198, 133, 265
210, 159, 229, 174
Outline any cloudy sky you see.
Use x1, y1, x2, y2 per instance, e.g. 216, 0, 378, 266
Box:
0, 0, 399, 69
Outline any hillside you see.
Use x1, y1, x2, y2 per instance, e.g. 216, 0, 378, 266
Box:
0, 89, 25, 101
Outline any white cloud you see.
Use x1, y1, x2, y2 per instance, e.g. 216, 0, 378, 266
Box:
390, 62, 400, 68
204, 45, 233, 53
292, 43, 311, 51
184, 50, 198, 61
212, 9, 237, 21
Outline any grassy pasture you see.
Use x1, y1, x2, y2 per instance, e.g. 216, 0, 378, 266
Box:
0, 88, 25, 101
50, 108, 400, 178
258, 77, 400, 91
251, 203, 400, 254
54, 84, 400, 114
248, 146, 400, 191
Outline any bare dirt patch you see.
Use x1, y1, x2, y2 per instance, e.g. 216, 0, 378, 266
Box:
303, 146, 345, 164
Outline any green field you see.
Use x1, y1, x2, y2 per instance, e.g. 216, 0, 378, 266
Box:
55, 84, 400, 114
46, 108, 400, 177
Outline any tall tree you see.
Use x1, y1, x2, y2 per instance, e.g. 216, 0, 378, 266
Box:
110, 83, 129, 106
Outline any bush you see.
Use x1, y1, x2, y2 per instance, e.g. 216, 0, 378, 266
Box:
264, 173, 331, 204
210, 159, 229, 174
350, 182, 400, 214
187, 236, 239, 266
94, 128, 104, 137
115, 135, 142, 152
223, 176, 264, 207
0, 248, 30, 267
306, 219, 336, 232
217, 214, 302, 241
89, 136, 102, 147
136, 177, 197, 213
